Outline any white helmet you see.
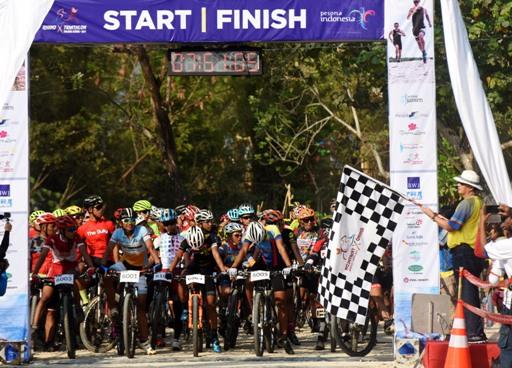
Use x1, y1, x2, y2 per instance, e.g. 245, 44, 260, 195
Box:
224, 222, 244, 236
185, 226, 205, 250
135, 213, 146, 226
195, 209, 214, 223
243, 221, 266, 244
238, 203, 255, 216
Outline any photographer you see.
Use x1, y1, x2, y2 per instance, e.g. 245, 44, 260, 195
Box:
0, 214, 12, 297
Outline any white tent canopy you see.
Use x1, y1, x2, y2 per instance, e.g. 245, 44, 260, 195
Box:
0, 0, 53, 109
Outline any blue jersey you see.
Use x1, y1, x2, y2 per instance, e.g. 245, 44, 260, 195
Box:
110, 226, 151, 267
219, 241, 242, 267
244, 224, 283, 270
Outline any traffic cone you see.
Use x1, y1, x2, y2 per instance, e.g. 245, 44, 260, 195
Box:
444, 300, 472, 368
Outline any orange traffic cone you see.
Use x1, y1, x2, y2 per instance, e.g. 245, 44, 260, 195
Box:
444, 300, 472, 368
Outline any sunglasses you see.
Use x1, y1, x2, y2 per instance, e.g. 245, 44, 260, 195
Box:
302, 217, 315, 223
94, 204, 104, 210
137, 210, 149, 215
233, 233, 242, 238
162, 220, 177, 226
121, 218, 135, 224
66, 226, 77, 232
240, 215, 252, 220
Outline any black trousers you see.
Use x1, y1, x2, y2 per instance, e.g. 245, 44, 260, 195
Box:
451, 244, 484, 338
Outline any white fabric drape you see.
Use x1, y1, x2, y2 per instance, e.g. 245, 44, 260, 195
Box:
441, 0, 512, 205
0, 0, 54, 109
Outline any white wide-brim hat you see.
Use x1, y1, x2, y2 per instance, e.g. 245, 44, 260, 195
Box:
454, 170, 483, 191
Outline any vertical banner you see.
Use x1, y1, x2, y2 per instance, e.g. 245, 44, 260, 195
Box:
0, 60, 30, 362
385, 0, 439, 339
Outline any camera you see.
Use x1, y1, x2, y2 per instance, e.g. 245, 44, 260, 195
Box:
0, 212, 11, 221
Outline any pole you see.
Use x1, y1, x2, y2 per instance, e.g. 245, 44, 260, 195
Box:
458, 267, 464, 300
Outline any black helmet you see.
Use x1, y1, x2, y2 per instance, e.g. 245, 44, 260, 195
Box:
120, 208, 135, 220
83, 195, 104, 209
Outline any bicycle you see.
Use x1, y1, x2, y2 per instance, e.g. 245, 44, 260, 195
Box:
148, 271, 174, 349
250, 270, 282, 357
330, 297, 378, 356
79, 269, 117, 353
222, 271, 248, 351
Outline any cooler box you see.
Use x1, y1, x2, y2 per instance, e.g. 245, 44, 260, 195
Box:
422, 340, 500, 368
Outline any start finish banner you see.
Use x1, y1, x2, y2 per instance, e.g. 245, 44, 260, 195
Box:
33, 0, 384, 43
385, 0, 439, 338
0, 61, 30, 362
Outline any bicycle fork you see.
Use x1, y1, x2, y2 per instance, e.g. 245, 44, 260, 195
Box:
188, 292, 203, 329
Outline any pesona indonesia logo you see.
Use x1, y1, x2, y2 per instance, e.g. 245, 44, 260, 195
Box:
0, 130, 7, 139
400, 94, 424, 105
399, 122, 425, 136
0, 184, 10, 197
349, 8, 376, 30
320, 8, 375, 29
42, 7, 87, 34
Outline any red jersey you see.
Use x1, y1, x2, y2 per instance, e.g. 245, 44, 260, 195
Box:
29, 227, 52, 274
77, 217, 115, 258
44, 233, 84, 277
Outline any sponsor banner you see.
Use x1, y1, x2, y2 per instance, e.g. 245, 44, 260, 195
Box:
34, 0, 384, 44
0, 62, 30, 357
386, 0, 439, 338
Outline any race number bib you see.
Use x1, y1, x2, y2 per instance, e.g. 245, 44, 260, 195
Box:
153, 272, 170, 282
54, 274, 74, 285
186, 274, 205, 285
250, 271, 270, 282
120, 270, 140, 283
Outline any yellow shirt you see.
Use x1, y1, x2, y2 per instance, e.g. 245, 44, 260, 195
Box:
447, 196, 483, 249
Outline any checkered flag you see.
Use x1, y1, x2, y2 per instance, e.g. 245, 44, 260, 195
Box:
318, 166, 405, 325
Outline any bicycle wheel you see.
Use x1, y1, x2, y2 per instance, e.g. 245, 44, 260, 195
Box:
253, 292, 265, 357
331, 312, 377, 357
123, 293, 136, 358
62, 294, 76, 359
192, 295, 200, 357
224, 290, 239, 351
30, 294, 38, 327
263, 297, 274, 353
80, 296, 116, 353
150, 290, 165, 349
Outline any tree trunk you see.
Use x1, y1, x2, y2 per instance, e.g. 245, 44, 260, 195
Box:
133, 45, 185, 201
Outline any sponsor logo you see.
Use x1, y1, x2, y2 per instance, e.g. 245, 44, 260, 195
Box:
403, 152, 423, 165
335, 227, 364, 272
408, 264, 423, 272
401, 94, 424, 105
406, 217, 424, 228
406, 190, 423, 200
0, 119, 7, 126
403, 277, 409, 283
394, 111, 429, 119
0, 184, 10, 196
43, 7, 87, 34
0, 198, 13, 208
400, 142, 423, 152
2, 103, 14, 111
0, 161, 14, 173
407, 177, 420, 189
348, 8, 376, 30
0, 130, 7, 138
409, 250, 421, 262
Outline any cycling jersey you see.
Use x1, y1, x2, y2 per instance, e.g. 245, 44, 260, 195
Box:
30, 230, 52, 274
43, 233, 84, 277
295, 228, 319, 260
77, 217, 115, 258
160, 233, 186, 270
110, 225, 151, 267
180, 232, 220, 273
219, 240, 242, 267
244, 224, 284, 270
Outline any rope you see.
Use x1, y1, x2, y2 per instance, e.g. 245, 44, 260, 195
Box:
462, 301, 512, 325
461, 269, 509, 289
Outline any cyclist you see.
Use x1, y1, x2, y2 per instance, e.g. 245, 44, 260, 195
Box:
31, 215, 94, 349
132, 200, 160, 237
227, 208, 240, 223
238, 203, 255, 230
159, 208, 187, 351
77, 195, 116, 306
101, 207, 160, 355
169, 225, 223, 353
176, 204, 199, 234
229, 220, 296, 354
65, 205, 84, 226
52, 208, 67, 218
29, 211, 48, 276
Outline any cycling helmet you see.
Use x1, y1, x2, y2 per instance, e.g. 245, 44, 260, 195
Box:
133, 200, 152, 212
292, 204, 307, 219
195, 209, 214, 223
83, 195, 104, 208
298, 207, 315, 220
55, 215, 77, 230
238, 203, 255, 216
52, 208, 67, 218
174, 204, 187, 215
34, 212, 57, 226
65, 205, 83, 216
224, 222, 244, 236
135, 214, 145, 225
150, 206, 163, 220
119, 208, 135, 220
183, 205, 199, 221
185, 226, 205, 250
227, 208, 240, 222
29, 210, 46, 224
243, 221, 266, 244
263, 209, 284, 224
160, 208, 177, 223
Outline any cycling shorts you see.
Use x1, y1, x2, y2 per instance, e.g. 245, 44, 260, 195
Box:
272, 273, 293, 292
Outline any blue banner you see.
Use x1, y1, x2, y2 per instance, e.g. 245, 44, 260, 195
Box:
34, 0, 384, 44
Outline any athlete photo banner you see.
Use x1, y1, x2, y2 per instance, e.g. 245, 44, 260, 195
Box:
34, 0, 384, 44
385, 0, 439, 338
0, 61, 30, 362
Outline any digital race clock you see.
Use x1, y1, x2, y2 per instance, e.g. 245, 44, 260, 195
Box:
168, 49, 262, 76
